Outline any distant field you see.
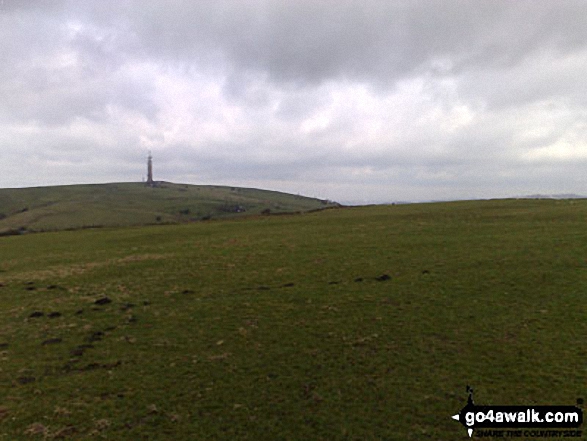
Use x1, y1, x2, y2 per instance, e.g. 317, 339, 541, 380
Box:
0, 182, 337, 234
0, 199, 585, 439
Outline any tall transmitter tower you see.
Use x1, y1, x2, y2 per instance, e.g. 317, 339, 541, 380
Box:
146, 151, 154, 186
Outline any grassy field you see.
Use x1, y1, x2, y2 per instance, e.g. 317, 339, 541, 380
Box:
0, 199, 585, 439
0, 182, 337, 234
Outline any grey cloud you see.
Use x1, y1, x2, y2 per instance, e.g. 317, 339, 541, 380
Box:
70, 1, 587, 86
0, 0, 159, 125
0, 0, 67, 14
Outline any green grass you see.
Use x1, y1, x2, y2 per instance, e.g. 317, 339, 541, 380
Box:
0, 199, 585, 439
0, 182, 337, 234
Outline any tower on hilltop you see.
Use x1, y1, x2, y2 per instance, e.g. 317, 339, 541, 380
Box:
146, 151, 154, 186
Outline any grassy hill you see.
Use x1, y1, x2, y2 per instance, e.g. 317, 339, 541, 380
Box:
0, 199, 585, 439
0, 182, 338, 234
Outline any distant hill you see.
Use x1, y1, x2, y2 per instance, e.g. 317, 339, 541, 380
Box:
519, 193, 586, 199
0, 182, 339, 234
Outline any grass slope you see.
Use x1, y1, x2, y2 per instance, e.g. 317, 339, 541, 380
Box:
0, 182, 337, 234
0, 199, 585, 439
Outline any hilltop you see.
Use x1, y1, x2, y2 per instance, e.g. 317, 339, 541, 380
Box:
0, 182, 339, 234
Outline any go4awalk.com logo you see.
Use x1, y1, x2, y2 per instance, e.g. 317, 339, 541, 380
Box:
451, 387, 584, 438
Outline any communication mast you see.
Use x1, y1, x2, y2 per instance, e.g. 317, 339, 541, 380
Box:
146, 151, 154, 186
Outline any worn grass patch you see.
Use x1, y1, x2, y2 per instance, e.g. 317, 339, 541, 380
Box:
0, 200, 585, 439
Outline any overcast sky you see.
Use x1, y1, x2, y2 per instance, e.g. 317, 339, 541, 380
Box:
2, 0, 587, 203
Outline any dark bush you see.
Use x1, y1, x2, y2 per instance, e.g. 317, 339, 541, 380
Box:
0, 227, 27, 237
